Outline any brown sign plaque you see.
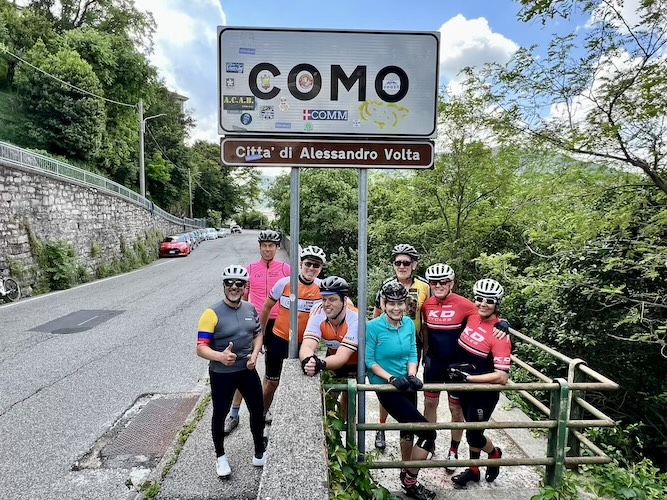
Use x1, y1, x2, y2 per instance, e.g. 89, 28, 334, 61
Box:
221, 138, 433, 169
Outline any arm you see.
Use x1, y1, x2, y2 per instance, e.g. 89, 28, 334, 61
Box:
370, 363, 394, 383
259, 297, 277, 335
243, 264, 252, 301
467, 370, 509, 385
299, 337, 319, 361
322, 346, 354, 371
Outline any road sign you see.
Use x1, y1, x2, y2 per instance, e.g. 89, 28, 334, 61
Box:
221, 138, 434, 169
218, 27, 440, 138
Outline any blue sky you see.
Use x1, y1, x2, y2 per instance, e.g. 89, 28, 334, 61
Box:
133, 0, 593, 145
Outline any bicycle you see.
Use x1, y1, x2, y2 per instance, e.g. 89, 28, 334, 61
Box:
0, 276, 21, 302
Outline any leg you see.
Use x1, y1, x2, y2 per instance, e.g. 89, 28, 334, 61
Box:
262, 333, 288, 416
375, 402, 389, 450
209, 370, 237, 457
338, 391, 348, 421
224, 389, 243, 435
237, 368, 266, 460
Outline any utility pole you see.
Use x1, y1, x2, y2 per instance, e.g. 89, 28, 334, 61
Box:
138, 98, 145, 198
188, 168, 193, 219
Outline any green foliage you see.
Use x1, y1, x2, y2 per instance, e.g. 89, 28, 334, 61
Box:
40, 240, 79, 290
235, 209, 268, 229
7, 258, 27, 281
90, 240, 101, 258
206, 209, 222, 228
322, 374, 398, 500
531, 471, 579, 500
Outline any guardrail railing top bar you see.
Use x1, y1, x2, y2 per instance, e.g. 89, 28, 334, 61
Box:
0, 141, 205, 228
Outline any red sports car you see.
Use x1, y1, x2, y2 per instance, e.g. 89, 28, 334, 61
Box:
159, 235, 191, 257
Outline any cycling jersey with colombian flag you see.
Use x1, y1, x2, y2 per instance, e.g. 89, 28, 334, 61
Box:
303, 301, 359, 368
422, 293, 477, 359
247, 259, 290, 319
456, 314, 512, 374
270, 276, 322, 343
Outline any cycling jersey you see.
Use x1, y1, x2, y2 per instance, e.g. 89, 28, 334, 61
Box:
366, 314, 417, 385
270, 276, 322, 343
422, 293, 477, 359
303, 301, 359, 368
247, 259, 291, 319
375, 276, 429, 334
455, 315, 512, 375
197, 300, 260, 373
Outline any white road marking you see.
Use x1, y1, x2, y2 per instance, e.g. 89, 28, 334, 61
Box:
77, 315, 99, 326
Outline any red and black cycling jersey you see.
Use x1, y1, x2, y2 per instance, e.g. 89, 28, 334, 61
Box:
422, 293, 477, 360
455, 314, 512, 375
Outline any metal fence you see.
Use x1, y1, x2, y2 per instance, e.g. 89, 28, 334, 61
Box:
0, 141, 205, 228
325, 327, 618, 488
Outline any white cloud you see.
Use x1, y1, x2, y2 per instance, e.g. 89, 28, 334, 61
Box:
438, 14, 519, 83
134, 0, 226, 142
588, 0, 643, 31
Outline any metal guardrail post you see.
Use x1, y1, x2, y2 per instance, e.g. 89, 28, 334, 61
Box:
545, 378, 570, 487
347, 379, 357, 450
567, 359, 587, 471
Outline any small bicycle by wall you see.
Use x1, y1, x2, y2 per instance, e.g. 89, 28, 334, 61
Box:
0, 276, 21, 303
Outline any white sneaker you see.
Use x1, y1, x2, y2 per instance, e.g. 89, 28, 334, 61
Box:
264, 410, 273, 424
216, 455, 231, 477
252, 452, 267, 467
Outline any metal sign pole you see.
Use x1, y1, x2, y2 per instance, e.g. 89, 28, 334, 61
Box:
288, 167, 301, 359
356, 168, 368, 453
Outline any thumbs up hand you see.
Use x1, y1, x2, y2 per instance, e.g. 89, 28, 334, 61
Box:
220, 342, 237, 366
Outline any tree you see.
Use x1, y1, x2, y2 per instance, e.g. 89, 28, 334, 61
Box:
472, 0, 667, 195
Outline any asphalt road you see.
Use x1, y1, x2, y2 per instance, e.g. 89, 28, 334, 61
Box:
0, 231, 261, 500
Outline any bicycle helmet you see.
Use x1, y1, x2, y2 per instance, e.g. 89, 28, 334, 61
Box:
381, 280, 409, 302
258, 230, 281, 243
221, 265, 249, 282
391, 243, 419, 260
320, 276, 349, 296
300, 245, 327, 264
425, 263, 455, 281
473, 278, 504, 300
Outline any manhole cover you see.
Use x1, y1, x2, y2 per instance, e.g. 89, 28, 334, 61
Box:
32, 310, 124, 334
100, 394, 199, 468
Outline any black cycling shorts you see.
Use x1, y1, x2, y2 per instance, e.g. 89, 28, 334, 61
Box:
423, 355, 460, 404
264, 332, 289, 380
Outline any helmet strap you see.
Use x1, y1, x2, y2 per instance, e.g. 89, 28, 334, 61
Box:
299, 274, 313, 285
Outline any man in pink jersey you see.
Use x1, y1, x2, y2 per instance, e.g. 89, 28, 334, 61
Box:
224, 230, 290, 435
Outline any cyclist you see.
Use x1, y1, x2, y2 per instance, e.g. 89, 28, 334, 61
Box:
260, 245, 326, 422
421, 263, 476, 472
449, 278, 511, 488
225, 230, 290, 435
366, 281, 435, 500
196, 265, 266, 478
299, 276, 358, 416
373, 243, 429, 450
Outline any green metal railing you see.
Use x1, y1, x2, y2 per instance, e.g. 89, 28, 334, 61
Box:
0, 141, 205, 228
324, 327, 618, 488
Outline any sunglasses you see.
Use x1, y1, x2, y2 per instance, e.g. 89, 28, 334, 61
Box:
429, 279, 452, 286
474, 296, 498, 305
223, 279, 246, 288
303, 261, 322, 269
393, 260, 413, 267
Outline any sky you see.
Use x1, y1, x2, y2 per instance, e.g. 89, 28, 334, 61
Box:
132, 0, 594, 147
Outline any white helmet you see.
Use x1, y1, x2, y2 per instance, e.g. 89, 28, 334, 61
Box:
473, 278, 504, 300
300, 245, 326, 264
221, 265, 249, 282
425, 263, 455, 281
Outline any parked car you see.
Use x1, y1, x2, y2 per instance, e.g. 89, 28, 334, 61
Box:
186, 231, 197, 249
205, 227, 218, 240
160, 235, 191, 257
217, 228, 228, 238
231, 225, 242, 234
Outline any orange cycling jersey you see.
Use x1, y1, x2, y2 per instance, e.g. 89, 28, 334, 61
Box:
303, 301, 359, 368
269, 276, 322, 343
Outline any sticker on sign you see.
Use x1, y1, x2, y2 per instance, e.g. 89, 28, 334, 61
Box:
221, 138, 434, 169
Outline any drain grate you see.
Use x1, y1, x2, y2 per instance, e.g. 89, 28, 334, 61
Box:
100, 394, 199, 468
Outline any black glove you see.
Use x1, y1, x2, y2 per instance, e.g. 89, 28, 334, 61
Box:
494, 319, 511, 333
448, 362, 477, 382
407, 375, 423, 391
389, 376, 411, 391
301, 355, 326, 375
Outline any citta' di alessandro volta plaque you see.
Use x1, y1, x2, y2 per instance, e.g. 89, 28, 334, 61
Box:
221, 138, 434, 169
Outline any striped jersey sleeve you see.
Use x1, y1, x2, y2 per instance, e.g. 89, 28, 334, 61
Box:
491, 335, 512, 372
197, 308, 218, 346
303, 303, 326, 343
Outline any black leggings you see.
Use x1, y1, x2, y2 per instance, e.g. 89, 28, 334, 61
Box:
377, 390, 436, 444
210, 368, 265, 456
460, 392, 499, 449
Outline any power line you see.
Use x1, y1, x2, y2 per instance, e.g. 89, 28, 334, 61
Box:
2, 47, 136, 108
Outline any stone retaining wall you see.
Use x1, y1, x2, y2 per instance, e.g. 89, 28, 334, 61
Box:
0, 162, 196, 294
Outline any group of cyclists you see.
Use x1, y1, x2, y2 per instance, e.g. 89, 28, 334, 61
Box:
196, 232, 512, 499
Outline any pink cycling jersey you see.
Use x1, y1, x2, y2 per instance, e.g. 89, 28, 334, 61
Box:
247, 259, 291, 319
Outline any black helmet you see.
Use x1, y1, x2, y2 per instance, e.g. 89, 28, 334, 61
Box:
381, 280, 409, 301
320, 276, 349, 296
391, 243, 419, 260
258, 230, 281, 243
